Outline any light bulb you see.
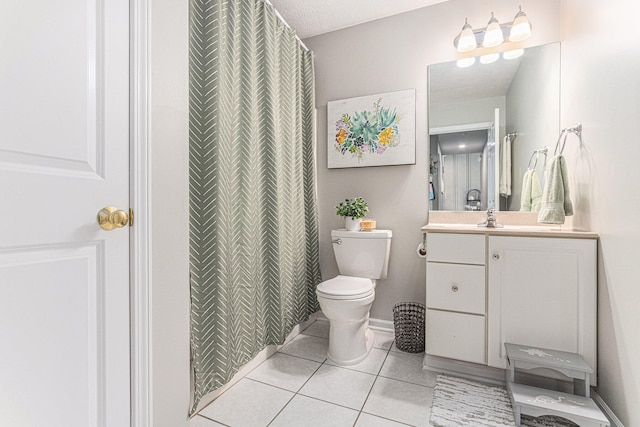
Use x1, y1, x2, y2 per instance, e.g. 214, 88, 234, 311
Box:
483, 12, 504, 47
456, 57, 476, 68
509, 6, 532, 42
480, 53, 499, 64
456, 18, 477, 53
503, 49, 524, 60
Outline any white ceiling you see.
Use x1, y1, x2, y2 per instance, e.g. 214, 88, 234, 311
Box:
269, 0, 448, 39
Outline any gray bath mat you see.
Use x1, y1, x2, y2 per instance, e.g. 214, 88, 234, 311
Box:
429, 374, 578, 427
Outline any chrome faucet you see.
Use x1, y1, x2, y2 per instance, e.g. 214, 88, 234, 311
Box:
478, 208, 504, 228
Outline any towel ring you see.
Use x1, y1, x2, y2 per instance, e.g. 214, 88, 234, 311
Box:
527, 152, 540, 170
554, 129, 569, 156
527, 147, 548, 170
554, 123, 583, 155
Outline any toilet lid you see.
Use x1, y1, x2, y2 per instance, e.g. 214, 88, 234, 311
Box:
316, 275, 374, 300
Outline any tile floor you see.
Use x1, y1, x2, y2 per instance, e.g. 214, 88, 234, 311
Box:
190, 320, 438, 427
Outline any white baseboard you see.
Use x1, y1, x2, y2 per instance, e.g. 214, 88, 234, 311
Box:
369, 317, 394, 332
191, 312, 318, 415
592, 390, 625, 427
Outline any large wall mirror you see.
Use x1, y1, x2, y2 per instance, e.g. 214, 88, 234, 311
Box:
428, 42, 560, 212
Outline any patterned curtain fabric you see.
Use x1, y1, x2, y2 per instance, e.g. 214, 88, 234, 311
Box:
189, 0, 321, 412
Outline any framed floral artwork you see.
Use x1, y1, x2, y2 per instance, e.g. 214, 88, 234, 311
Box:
327, 89, 416, 169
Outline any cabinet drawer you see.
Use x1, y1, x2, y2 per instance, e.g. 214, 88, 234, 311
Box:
427, 263, 485, 314
426, 310, 485, 364
426, 233, 485, 264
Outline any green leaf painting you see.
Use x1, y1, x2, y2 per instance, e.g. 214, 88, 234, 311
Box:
327, 89, 416, 169
334, 98, 401, 159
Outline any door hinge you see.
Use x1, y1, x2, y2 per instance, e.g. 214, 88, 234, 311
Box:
129, 208, 134, 227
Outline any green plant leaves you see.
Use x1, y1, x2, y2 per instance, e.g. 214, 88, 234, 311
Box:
336, 197, 369, 219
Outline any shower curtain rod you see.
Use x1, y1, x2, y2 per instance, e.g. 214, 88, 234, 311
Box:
263, 0, 310, 52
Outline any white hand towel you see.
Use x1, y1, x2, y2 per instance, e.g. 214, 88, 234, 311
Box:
538, 155, 573, 224
499, 135, 512, 197
520, 169, 543, 212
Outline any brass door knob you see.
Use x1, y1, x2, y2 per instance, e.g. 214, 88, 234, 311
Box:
98, 207, 129, 230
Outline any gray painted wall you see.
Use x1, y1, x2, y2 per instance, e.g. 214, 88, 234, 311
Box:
304, 0, 562, 321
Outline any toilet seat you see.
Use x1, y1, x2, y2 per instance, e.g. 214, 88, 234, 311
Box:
316, 275, 374, 300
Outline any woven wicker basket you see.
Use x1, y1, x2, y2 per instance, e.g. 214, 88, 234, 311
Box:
392, 302, 426, 353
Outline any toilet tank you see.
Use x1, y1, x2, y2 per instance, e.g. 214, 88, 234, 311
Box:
331, 229, 392, 279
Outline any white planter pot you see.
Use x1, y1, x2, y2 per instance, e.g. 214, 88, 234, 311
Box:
345, 217, 362, 231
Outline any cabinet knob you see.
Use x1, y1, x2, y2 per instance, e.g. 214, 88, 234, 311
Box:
451, 285, 459, 292
492, 253, 500, 260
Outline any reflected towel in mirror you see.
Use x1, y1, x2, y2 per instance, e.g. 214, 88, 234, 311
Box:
499, 135, 512, 197
520, 169, 542, 212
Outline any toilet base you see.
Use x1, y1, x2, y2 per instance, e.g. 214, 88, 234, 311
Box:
326, 320, 375, 366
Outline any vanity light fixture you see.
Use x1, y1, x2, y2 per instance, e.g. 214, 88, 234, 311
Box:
456, 18, 477, 52
483, 13, 504, 47
509, 6, 532, 42
453, 7, 532, 54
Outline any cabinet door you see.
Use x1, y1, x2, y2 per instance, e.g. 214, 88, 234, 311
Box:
487, 236, 597, 383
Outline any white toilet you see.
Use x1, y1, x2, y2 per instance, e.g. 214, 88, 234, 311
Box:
316, 229, 392, 366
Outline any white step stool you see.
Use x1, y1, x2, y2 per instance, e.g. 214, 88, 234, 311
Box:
505, 343, 609, 427
505, 342, 592, 397
508, 382, 610, 427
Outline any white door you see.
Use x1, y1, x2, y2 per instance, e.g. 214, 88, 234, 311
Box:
0, 1, 131, 426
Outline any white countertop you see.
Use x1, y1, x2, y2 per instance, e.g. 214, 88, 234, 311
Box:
421, 223, 598, 239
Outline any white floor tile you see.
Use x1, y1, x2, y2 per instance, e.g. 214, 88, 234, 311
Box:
198, 378, 293, 427
363, 377, 433, 427
379, 351, 437, 387
278, 334, 329, 362
355, 412, 410, 426
247, 352, 321, 392
189, 415, 226, 427
270, 394, 359, 427
299, 364, 377, 410
326, 347, 388, 375
302, 320, 330, 339
372, 329, 395, 350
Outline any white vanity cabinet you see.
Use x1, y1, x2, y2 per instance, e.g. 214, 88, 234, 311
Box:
424, 229, 597, 384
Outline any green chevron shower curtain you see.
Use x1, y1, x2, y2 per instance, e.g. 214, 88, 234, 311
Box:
189, 0, 321, 412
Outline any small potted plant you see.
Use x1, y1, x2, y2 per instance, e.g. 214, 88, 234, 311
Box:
336, 197, 369, 231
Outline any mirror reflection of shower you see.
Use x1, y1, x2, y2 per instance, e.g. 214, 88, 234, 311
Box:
429, 120, 497, 211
